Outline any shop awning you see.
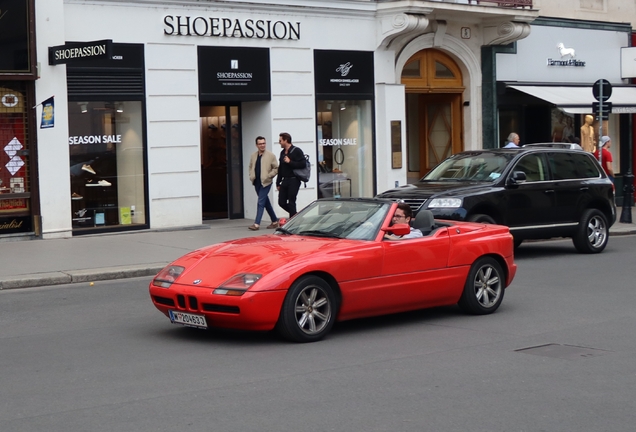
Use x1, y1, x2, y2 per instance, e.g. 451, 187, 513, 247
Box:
508, 85, 636, 114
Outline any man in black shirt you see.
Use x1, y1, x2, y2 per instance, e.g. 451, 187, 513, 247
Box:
276, 132, 305, 217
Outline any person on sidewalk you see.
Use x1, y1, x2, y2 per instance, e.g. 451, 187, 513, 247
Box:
593, 135, 615, 183
276, 132, 305, 218
248, 136, 279, 231
503, 132, 521, 148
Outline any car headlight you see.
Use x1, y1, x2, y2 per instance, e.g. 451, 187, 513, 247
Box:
428, 198, 462, 208
152, 265, 185, 288
213, 273, 262, 296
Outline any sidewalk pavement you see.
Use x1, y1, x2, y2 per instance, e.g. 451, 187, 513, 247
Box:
2, 207, 635, 290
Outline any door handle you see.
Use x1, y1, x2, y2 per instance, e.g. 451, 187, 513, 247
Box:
544, 190, 555, 194
580, 187, 589, 192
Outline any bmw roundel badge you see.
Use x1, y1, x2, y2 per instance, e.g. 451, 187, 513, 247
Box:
193, 279, 202, 285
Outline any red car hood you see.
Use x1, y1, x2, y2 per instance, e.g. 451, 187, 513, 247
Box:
170, 234, 365, 289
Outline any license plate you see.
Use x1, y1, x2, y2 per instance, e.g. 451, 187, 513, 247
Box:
168, 310, 208, 329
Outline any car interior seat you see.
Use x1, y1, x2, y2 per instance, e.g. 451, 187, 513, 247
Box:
411, 210, 436, 235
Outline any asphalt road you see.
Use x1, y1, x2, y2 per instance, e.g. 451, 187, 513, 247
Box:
2, 236, 636, 432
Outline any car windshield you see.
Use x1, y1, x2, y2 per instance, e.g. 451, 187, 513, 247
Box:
422, 153, 511, 182
276, 200, 391, 241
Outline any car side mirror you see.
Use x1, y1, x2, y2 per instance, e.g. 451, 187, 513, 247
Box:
508, 171, 527, 185
382, 223, 411, 237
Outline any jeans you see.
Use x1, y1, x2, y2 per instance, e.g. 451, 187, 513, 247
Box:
254, 183, 277, 225
278, 177, 301, 217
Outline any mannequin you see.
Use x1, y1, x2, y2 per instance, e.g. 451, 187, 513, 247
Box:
580, 115, 595, 152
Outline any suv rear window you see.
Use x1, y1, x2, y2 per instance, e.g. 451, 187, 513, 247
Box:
548, 152, 601, 180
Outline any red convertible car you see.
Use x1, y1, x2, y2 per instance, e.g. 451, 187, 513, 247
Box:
149, 199, 516, 342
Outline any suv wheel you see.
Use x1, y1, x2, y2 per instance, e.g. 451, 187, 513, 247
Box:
467, 214, 496, 224
572, 209, 608, 254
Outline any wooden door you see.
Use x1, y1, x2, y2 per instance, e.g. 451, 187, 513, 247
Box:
402, 49, 464, 180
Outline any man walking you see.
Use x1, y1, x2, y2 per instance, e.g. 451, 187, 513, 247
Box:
248, 136, 279, 230
276, 132, 305, 217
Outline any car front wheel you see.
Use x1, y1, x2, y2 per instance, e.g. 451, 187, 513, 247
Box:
467, 214, 496, 224
277, 275, 337, 342
572, 209, 609, 254
458, 257, 505, 315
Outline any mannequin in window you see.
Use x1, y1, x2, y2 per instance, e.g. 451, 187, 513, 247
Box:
580, 115, 595, 153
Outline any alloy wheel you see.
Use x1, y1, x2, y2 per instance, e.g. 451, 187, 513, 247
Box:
294, 285, 332, 335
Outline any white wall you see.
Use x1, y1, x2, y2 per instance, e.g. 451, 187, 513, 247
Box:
35, 0, 72, 238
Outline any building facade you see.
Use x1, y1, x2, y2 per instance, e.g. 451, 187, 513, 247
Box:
22, 0, 538, 239
485, 17, 636, 202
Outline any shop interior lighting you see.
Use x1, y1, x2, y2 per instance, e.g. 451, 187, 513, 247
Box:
326, 102, 332, 110
340, 102, 346, 111
116, 103, 124, 113
80, 102, 88, 113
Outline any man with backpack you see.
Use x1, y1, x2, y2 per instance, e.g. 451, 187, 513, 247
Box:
276, 132, 306, 217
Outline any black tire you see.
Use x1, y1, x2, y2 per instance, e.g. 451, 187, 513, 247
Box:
277, 275, 337, 343
458, 257, 505, 315
467, 214, 496, 224
572, 209, 609, 254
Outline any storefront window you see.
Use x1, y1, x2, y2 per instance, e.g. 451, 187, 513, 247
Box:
68, 101, 146, 230
0, 83, 32, 234
316, 100, 373, 198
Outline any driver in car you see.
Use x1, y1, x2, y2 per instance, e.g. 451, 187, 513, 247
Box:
384, 203, 423, 240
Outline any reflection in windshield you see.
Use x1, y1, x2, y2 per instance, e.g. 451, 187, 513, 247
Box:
276, 200, 390, 240
422, 153, 511, 182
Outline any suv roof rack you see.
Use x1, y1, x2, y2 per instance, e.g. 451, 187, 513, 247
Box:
522, 143, 584, 150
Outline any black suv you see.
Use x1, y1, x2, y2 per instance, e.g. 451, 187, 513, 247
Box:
377, 146, 616, 253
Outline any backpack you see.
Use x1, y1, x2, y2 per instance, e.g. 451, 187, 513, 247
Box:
292, 148, 311, 186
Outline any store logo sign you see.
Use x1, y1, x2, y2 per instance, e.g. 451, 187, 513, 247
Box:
164, 16, 301, 40
48, 40, 113, 66
330, 62, 359, 87
336, 62, 353, 77
547, 43, 586, 67
217, 60, 253, 87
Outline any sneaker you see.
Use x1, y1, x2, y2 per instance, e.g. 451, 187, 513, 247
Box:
98, 180, 112, 186
82, 164, 96, 175
71, 192, 83, 200
266, 221, 279, 229
74, 208, 87, 217
248, 224, 259, 231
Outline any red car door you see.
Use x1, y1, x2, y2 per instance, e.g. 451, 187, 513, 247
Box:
337, 228, 454, 320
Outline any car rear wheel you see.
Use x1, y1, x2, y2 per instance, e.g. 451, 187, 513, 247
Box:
572, 209, 608, 254
467, 214, 496, 224
277, 275, 337, 343
458, 257, 505, 315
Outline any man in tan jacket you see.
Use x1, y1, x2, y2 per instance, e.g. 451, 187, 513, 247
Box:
248, 136, 279, 230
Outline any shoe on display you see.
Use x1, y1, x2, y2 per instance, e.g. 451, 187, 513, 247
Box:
81, 164, 96, 175
97, 180, 112, 186
74, 208, 88, 217
266, 221, 279, 229
71, 192, 83, 200
248, 224, 259, 231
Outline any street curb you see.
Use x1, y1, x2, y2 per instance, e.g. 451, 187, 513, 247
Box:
0, 263, 168, 290
1, 228, 634, 290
